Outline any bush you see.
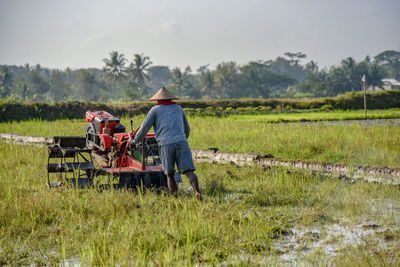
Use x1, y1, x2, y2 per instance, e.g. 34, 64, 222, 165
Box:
1, 90, 399, 122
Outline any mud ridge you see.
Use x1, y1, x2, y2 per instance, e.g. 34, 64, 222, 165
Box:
1, 133, 399, 185
0, 133, 53, 145
192, 150, 400, 185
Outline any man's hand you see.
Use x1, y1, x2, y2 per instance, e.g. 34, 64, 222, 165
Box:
129, 139, 136, 146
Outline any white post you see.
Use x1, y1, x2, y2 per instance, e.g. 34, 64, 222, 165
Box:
362, 74, 367, 119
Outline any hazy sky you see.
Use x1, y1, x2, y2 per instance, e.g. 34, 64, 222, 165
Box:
0, 0, 399, 70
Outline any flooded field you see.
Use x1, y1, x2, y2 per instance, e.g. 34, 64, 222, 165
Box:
273, 198, 400, 265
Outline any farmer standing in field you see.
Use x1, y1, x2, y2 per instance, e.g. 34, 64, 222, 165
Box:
131, 87, 202, 200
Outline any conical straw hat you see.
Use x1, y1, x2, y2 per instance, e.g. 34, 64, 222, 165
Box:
149, 87, 178, 101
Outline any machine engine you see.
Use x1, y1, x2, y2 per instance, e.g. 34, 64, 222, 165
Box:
85, 110, 161, 169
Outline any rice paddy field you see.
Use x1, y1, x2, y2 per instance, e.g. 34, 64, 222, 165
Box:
0, 109, 400, 265
1, 109, 400, 168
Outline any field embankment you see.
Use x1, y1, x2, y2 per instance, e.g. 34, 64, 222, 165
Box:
1, 90, 400, 122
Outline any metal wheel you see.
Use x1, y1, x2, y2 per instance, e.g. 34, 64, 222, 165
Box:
85, 123, 96, 149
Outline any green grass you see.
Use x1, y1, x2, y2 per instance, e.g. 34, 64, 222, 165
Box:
227, 108, 400, 122
0, 140, 399, 265
1, 110, 399, 168
190, 116, 400, 168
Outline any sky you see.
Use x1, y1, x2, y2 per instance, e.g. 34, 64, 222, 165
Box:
0, 0, 399, 71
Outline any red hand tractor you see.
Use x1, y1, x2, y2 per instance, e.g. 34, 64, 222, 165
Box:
47, 111, 167, 190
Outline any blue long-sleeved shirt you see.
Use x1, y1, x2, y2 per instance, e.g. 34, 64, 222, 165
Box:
133, 104, 190, 146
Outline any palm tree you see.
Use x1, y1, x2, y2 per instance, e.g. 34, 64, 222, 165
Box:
197, 65, 215, 99
103, 51, 127, 98
128, 54, 152, 94
341, 57, 359, 92
170, 66, 192, 97
305, 60, 319, 77
215, 62, 238, 98
103, 51, 127, 78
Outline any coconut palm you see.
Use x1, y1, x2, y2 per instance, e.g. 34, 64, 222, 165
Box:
197, 65, 215, 99
215, 62, 238, 98
128, 54, 152, 93
103, 51, 127, 79
341, 57, 360, 92
103, 51, 127, 98
170, 66, 192, 97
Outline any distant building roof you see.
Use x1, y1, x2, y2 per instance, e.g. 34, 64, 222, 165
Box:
382, 78, 400, 86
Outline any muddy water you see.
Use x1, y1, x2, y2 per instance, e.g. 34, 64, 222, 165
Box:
271, 198, 400, 265
222, 198, 400, 265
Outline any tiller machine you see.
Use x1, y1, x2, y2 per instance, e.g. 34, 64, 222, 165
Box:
47, 111, 168, 189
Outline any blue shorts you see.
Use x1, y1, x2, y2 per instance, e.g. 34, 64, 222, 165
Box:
159, 141, 195, 175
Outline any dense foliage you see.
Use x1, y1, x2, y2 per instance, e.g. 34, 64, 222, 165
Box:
1, 90, 400, 122
0, 50, 398, 102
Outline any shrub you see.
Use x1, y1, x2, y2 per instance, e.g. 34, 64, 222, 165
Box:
1, 90, 399, 122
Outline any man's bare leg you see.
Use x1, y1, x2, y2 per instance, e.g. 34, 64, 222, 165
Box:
186, 171, 202, 200
167, 173, 178, 197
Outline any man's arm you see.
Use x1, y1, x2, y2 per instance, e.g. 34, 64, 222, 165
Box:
132, 108, 156, 144
182, 110, 190, 139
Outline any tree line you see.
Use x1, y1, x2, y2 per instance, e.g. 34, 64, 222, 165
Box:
0, 50, 399, 102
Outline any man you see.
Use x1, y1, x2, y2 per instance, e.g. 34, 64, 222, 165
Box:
131, 87, 202, 200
